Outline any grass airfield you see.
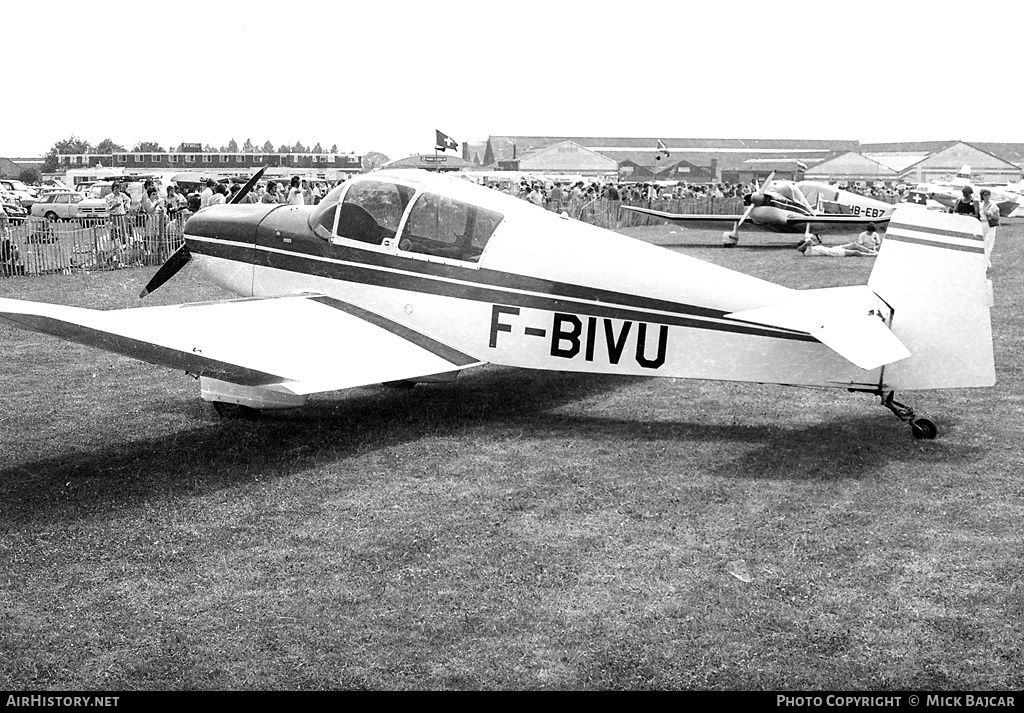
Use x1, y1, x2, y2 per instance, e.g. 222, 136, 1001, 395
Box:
0, 218, 1022, 690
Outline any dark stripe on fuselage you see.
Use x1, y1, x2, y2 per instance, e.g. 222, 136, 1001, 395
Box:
190, 215, 732, 322
187, 236, 816, 344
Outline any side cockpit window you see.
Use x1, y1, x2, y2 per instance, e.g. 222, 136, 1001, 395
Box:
336, 181, 414, 245
398, 192, 502, 263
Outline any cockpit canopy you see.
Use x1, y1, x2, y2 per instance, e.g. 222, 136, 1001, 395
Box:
308, 173, 504, 264
767, 180, 813, 211
796, 181, 839, 207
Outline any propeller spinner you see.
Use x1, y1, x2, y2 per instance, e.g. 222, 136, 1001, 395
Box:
735, 171, 775, 230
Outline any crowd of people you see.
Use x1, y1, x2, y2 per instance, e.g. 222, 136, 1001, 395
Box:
486, 178, 759, 211
3, 170, 1003, 276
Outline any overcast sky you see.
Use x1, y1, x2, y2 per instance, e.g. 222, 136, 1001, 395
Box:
5, 0, 1021, 160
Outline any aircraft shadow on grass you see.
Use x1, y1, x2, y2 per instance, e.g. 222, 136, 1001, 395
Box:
0, 366, 980, 525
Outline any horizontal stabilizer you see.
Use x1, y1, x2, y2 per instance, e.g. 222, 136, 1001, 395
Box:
0, 294, 483, 395
726, 285, 910, 371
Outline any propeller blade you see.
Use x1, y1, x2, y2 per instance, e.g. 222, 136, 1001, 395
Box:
735, 202, 756, 229
229, 166, 268, 205
139, 243, 192, 298
760, 171, 776, 191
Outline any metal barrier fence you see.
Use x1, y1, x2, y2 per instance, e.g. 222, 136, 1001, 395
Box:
1, 213, 187, 278
543, 196, 746, 229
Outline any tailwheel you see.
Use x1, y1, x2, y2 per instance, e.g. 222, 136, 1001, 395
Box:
212, 401, 261, 419
880, 391, 938, 439
910, 418, 938, 440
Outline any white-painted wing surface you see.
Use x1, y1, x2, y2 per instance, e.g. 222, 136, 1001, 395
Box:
0, 295, 482, 395
726, 285, 911, 371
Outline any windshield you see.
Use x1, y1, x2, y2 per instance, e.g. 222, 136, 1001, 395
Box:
770, 181, 813, 210
309, 179, 415, 244
796, 182, 839, 207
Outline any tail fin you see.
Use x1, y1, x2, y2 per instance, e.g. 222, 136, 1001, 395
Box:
867, 205, 995, 389
952, 164, 972, 186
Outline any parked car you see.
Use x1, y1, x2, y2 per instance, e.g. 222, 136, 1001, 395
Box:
0, 179, 39, 211
1, 192, 28, 223
77, 177, 168, 219
76, 183, 114, 219
30, 190, 88, 221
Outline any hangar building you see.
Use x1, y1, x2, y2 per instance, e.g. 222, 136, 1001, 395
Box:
806, 141, 1021, 186
481, 136, 857, 183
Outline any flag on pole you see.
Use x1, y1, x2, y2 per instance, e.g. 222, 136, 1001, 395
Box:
655, 139, 670, 161
435, 130, 459, 152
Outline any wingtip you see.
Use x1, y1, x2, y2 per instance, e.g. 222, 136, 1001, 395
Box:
138, 288, 149, 299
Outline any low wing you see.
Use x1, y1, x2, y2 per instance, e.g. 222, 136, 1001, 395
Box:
619, 204, 746, 225
0, 295, 483, 395
726, 285, 910, 371
784, 214, 892, 229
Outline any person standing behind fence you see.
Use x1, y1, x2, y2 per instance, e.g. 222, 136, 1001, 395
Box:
0, 202, 11, 275
200, 179, 215, 209
262, 181, 280, 204
287, 176, 304, 205
1, 202, 22, 276
208, 183, 228, 207
139, 187, 157, 222
165, 185, 182, 220
105, 182, 129, 261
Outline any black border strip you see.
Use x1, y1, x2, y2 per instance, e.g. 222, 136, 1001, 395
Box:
190, 239, 817, 344
310, 296, 480, 367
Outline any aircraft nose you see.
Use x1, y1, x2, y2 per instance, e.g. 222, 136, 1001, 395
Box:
184, 203, 279, 245
749, 192, 767, 207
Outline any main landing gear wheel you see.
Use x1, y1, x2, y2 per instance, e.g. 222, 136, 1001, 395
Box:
212, 401, 261, 419
880, 391, 938, 440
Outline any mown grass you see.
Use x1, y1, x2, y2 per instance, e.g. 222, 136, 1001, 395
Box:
0, 221, 1021, 690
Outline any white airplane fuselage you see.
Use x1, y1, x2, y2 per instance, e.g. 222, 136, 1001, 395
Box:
186, 179, 881, 393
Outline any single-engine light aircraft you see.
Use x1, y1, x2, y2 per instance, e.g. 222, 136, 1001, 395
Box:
0, 168, 996, 439
917, 165, 1021, 218
621, 173, 896, 246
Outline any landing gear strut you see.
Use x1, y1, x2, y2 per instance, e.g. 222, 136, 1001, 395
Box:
880, 391, 937, 439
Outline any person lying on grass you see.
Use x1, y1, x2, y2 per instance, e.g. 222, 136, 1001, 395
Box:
797, 236, 877, 257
